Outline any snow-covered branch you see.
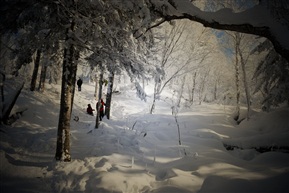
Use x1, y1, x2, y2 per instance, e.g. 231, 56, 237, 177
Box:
149, 0, 289, 62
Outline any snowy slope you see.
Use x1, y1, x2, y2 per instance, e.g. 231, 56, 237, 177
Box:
0, 80, 289, 193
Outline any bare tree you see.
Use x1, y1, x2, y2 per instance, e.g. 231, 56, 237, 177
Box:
233, 36, 241, 121
197, 67, 211, 105
225, 31, 255, 121
148, 0, 289, 63
150, 22, 186, 114
236, 34, 252, 120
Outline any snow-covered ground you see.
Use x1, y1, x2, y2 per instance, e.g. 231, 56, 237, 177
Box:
1, 80, 289, 193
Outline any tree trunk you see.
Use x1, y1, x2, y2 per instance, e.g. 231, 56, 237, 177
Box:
176, 75, 186, 107
1, 82, 24, 124
38, 62, 47, 92
190, 71, 197, 105
55, 48, 67, 161
55, 21, 77, 162
237, 35, 251, 120
234, 40, 241, 121
94, 73, 98, 99
0, 72, 5, 115
30, 49, 41, 91
105, 69, 114, 119
198, 69, 209, 105
150, 80, 159, 114
70, 50, 78, 115
214, 76, 220, 101
95, 68, 103, 128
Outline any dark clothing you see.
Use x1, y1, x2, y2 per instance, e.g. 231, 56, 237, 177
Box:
96, 100, 106, 121
77, 78, 83, 91
87, 104, 94, 115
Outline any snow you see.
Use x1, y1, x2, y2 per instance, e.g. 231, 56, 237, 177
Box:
151, 0, 289, 51
1, 79, 289, 193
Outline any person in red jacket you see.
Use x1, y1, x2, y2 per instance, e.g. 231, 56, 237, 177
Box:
86, 104, 94, 115
96, 99, 106, 121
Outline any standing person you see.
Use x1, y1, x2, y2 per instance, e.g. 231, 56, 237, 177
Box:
77, 78, 83, 91
86, 104, 94, 115
96, 99, 106, 121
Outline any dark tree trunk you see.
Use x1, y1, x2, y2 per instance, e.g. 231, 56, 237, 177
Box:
70, 50, 78, 115
38, 62, 47, 92
190, 71, 197, 105
1, 82, 24, 124
150, 81, 158, 114
30, 49, 41, 91
234, 39, 241, 122
95, 69, 103, 128
105, 70, 114, 119
55, 21, 77, 162
236, 34, 251, 120
0, 72, 5, 103
94, 73, 98, 99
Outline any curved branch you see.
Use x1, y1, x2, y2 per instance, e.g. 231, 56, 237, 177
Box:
149, 0, 289, 62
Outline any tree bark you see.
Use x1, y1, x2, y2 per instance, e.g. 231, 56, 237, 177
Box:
94, 73, 98, 99
95, 68, 103, 128
55, 21, 77, 162
176, 75, 186, 107
190, 71, 197, 105
1, 82, 24, 124
237, 35, 251, 120
0, 72, 5, 103
30, 49, 41, 91
105, 69, 114, 119
198, 69, 210, 105
234, 39, 241, 122
150, 80, 158, 114
38, 62, 47, 92
239, 48, 251, 120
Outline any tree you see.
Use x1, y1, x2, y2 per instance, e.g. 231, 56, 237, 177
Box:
95, 67, 104, 129
147, 0, 289, 63
30, 49, 42, 91
55, 21, 78, 161
233, 35, 241, 121
0, 78, 24, 125
149, 21, 190, 114
236, 33, 252, 120
252, 39, 289, 110
37, 53, 49, 92
105, 68, 115, 120
0, 71, 5, 121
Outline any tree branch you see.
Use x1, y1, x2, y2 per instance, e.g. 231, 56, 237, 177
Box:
148, 1, 289, 63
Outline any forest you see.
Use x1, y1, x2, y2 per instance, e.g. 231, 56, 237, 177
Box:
0, 0, 289, 192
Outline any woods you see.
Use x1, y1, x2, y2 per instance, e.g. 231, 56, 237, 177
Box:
0, 0, 288, 162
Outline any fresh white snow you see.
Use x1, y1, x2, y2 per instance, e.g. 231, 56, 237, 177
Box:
0, 79, 289, 193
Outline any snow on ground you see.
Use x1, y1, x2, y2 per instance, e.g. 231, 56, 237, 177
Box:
0, 80, 289, 193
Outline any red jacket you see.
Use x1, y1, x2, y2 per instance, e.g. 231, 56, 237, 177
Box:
97, 100, 105, 111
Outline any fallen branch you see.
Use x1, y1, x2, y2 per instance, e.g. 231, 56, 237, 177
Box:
223, 143, 289, 154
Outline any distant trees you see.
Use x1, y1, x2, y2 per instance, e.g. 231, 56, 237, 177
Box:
148, 0, 289, 63
149, 22, 187, 114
